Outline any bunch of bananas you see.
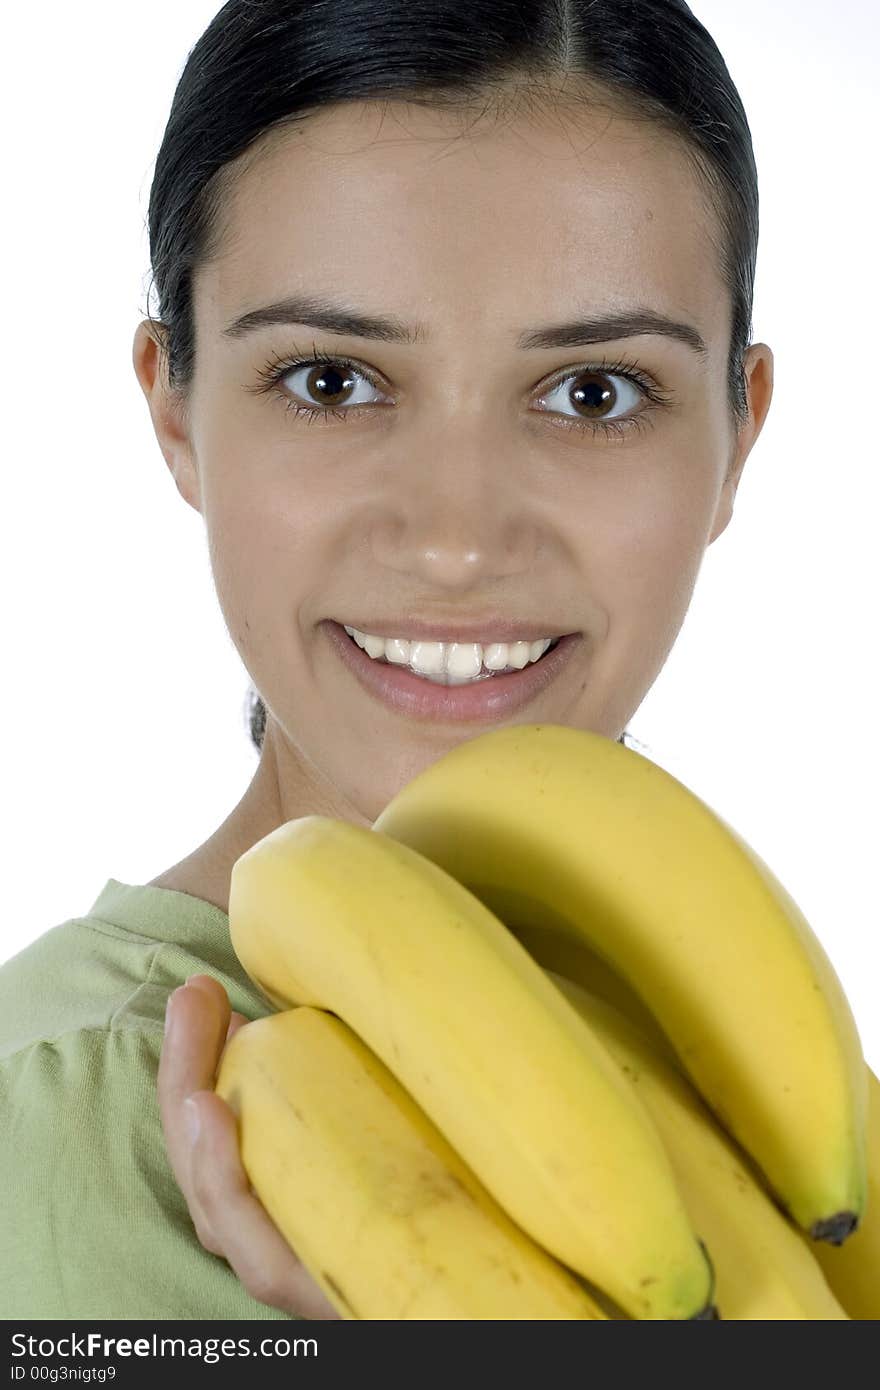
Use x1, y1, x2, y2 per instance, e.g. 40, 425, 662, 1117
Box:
215, 724, 878, 1320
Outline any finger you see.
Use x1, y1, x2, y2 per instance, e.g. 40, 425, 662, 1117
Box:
187, 1089, 342, 1320
226, 1011, 249, 1045
183, 973, 231, 1021
159, 980, 230, 1200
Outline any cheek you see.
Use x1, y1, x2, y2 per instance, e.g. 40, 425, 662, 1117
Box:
202, 485, 302, 659
591, 477, 713, 638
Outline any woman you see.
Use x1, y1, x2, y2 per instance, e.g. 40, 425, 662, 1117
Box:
1, 0, 773, 1319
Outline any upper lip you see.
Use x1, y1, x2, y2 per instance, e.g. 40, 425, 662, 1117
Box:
331, 617, 578, 644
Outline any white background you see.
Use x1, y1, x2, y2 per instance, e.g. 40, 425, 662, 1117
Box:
1, 2, 877, 1066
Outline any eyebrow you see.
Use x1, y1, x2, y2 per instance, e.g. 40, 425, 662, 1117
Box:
222, 293, 708, 358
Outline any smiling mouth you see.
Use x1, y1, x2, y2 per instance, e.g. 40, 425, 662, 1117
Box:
323, 620, 584, 725
342, 628, 564, 685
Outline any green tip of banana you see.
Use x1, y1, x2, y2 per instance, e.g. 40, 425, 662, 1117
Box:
690, 1304, 722, 1319
809, 1211, 859, 1246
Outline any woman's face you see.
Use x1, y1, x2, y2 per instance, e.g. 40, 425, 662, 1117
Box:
134, 95, 773, 825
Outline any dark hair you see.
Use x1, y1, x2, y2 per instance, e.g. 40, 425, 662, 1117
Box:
146, 0, 760, 756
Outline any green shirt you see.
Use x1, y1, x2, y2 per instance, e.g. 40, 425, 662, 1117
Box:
0, 878, 294, 1320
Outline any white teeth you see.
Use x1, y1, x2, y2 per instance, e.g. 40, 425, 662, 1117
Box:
342, 625, 558, 684
445, 644, 483, 681
483, 643, 509, 671
384, 638, 411, 665
409, 641, 447, 676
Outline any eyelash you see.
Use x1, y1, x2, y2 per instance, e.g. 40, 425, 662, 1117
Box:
249, 345, 674, 442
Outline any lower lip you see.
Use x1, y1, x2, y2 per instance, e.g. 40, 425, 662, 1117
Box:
322, 620, 584, 724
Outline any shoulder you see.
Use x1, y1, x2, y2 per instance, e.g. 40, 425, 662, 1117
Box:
0, 910, 166, 1062
0, 878, 267, 1061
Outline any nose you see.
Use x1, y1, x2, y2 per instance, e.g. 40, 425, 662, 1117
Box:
368, 423, 540, 590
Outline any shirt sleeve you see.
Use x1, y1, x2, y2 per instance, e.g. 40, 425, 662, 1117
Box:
1, 1026, 297, 1321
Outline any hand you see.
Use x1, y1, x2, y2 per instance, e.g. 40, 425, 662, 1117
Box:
159, 974, 341, 1319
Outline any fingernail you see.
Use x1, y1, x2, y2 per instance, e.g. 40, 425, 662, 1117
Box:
164, 990, 177, 1031
184, 1097, 201, 1144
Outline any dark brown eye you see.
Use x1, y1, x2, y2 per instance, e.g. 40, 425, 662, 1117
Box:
569, 371, 618, 419
302, 362, 359, 406
537, 367, 643, 426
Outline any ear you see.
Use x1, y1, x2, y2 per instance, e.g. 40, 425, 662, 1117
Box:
708, 342, 774, 544
132, 320, 202, 514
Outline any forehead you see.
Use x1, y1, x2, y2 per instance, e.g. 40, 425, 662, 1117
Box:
197, 96, 726, 346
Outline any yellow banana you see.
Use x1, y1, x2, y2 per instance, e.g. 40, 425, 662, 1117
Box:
525, 933, 878, 1318
228, 816, 717, 1320
373, 722, 868, 1243
548, 971, 849, 1319
215, 1006, 608, 1319
807, 1066, 880, 1319
511, 920, 680, 1069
